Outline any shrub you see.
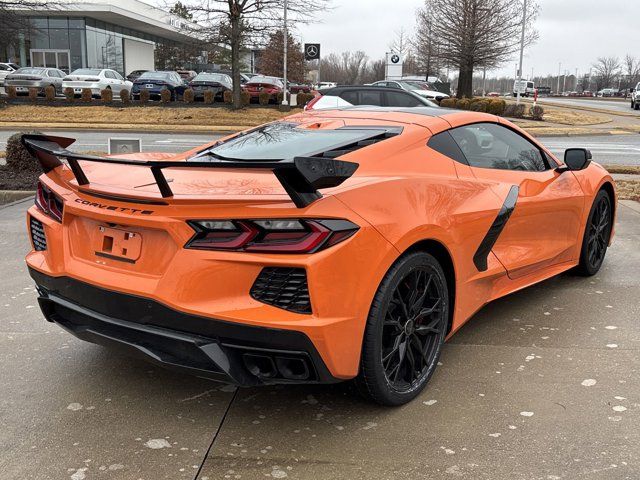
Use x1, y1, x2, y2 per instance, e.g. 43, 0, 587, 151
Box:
258, 91, 271, 106
139, 88, 150, 103
101, 87, 113, 104
298, 93, 316, 107
44, 85, 56, 102
276, 92, 284, 104
504, 103, 526, 118
6, 130, 44, 173
28, 88, 38, 103
63, 87, 74, 102
241, 91, 250, 106
6, 86, 17, 99
486, 98, 506, 116
530, 104, 545, 120
203, 90, 215, 104
81, 88, 92, 103
120, 88, 130, 105
160, 88, 172, 104
223, 90, 233, 104
456, 98, 470, 110
183, 88, 194, 103
470, 99, 489, 112
439, 97, 457, 109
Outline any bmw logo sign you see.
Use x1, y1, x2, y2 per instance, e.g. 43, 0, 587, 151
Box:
391, 54, 400, 64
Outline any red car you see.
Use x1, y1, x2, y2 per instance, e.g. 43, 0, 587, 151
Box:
243, 76, 283, 103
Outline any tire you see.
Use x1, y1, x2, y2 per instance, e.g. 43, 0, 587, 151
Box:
574, 190, 612, 276
635, 101, 639, 111
631, 100, 635, 109
356, 251, 449, 406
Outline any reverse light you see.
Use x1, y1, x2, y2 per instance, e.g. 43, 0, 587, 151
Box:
35, 181, 64, 222
186, 219, 358, 253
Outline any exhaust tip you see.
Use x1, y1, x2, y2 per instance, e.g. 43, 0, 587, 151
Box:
276, 356, 310, 380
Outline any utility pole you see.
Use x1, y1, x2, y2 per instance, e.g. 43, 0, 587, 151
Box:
516, 0, 527, 104
282, 0, 289, 107
557, 62, 561, 95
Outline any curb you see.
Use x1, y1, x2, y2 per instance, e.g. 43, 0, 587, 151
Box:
0, 190, 34, 208
0, 123, 242, 134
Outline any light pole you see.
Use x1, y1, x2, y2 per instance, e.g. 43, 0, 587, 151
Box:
516, 0, 527, 105
282, 0, 289, 107
557, 62, 561, 95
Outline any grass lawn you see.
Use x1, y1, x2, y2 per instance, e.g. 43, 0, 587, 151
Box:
616, 180, 640, 201
0, 105, 301, 128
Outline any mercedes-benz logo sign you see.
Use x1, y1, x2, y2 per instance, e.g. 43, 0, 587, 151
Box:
391, 54, 400, 64
306, 45, 318, 57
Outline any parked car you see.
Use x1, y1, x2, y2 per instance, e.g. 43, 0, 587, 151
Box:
210, 70, 252, 85
582, 90, 594, 97
630, 82, 640, 110
315, 81, 337, 90
597, 88, 616, 97
305, 86, 438, 110
188, 72, 232, 101
126, 70, 148, 82
486, 92, 501, 97
131, 71, 188, 100
243, 76, 284, 103
289, 82, 312, 94
4, 67, 65, 95
371, 80, 450, 102
62, 68, 133, 98
0, 62, 20, 86
177, 70, 197, 82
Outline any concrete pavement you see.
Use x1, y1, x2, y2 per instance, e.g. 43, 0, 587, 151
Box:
538, 135, 640, 166
1, 198, 639, 479
537, 97, 636, 116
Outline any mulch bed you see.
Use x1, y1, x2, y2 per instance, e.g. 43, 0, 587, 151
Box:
0, 166, 40, 190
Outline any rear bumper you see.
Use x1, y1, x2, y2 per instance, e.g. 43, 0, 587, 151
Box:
30, 267, 338, 386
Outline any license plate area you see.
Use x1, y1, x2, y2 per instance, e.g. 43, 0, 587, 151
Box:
95, 226, 142, 263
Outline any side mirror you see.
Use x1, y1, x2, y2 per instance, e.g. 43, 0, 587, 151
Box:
558, 148, 592, 172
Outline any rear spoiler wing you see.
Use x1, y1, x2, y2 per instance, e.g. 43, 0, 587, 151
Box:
21, 134, 358, 208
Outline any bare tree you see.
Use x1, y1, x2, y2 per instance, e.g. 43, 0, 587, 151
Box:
179, 0, 331, 108
0, 0, 59, 60
624, 54, 640, 89
592, 56, 621, 90
389, 28, 412, 59
417, 0, 538, 98
319, 51, 369, 85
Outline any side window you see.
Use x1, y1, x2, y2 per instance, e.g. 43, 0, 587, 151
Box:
105, 71, 115, 79
427, 131, 468, 165
0, 65, 7, 71
384, 91, 421, 107
340, 90, 359, 105
359, 90, 383, 106
450, 123, 548, 172
114, 71, 124, 80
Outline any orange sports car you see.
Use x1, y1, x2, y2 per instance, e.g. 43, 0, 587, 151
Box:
23, 107, 616, 406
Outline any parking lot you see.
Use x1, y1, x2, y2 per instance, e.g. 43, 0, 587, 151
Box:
1, 197, 639, 480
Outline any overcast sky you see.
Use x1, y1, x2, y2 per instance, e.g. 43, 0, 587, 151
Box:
297, 0, 635, 78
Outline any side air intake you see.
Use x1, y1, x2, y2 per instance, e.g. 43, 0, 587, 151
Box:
250, 267, 311, 314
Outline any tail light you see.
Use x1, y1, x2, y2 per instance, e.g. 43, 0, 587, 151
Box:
304, 94, 322, 110
84, 78, 100, 82
185, 219, 358, 253
35, 181, 64, 222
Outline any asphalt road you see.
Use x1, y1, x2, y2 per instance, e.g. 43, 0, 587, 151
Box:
2, 197, 639, 479
0, 130, 223, 155
538, 135, 640, 166
537, 97, 637, 115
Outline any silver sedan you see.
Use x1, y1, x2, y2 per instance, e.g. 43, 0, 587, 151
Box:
4, 67, 66, 95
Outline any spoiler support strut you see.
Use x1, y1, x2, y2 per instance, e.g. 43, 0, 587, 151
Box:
21, 134, 359, 208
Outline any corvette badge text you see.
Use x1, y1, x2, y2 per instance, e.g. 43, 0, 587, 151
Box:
74, 199, 154, 215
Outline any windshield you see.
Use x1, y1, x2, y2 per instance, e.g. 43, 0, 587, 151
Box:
404, 81, 436, 91
15, 68, 45, 75
194, 73, 228, 82
71, 69, 102, 76
193, 122, 388, 161
138, 72, 172, 80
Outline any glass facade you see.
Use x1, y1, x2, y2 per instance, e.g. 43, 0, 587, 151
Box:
22, 16, 178, 75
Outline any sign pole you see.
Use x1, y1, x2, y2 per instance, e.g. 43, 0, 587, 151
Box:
282, 0, 288, 106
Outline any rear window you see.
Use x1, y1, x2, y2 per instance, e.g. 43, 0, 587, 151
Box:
138, 72, 172, 80
71, 69, 102, 75
194, 122, 390, 161
16, 68, 45, 75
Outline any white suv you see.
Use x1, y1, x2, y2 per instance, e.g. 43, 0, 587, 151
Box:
631, 82, 640, 110
0, 62, 20, 86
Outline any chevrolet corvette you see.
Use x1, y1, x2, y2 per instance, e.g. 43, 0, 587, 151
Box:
23, 107, 616, 406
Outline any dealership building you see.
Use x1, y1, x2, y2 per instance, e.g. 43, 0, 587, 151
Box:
7, 0, 200, 75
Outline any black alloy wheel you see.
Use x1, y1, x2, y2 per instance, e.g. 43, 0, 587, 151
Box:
575, 190, 612, 276
357, 252, 448, 406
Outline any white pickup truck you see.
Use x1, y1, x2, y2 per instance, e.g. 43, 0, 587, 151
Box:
631, 82, 640, 110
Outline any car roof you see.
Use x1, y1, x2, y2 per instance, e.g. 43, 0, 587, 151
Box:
321, 86, 416, 94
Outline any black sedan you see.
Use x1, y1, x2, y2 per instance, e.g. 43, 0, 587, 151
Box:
188, 72, 232, 101
131, 71, 187, 100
